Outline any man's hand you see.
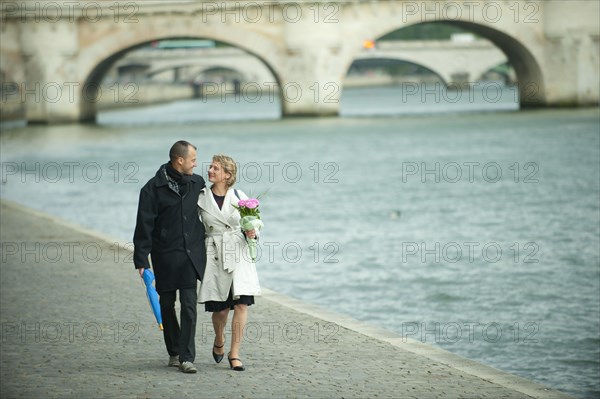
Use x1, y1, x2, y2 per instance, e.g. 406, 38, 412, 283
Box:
244, 229, 257, 239
138, 268, 145, 278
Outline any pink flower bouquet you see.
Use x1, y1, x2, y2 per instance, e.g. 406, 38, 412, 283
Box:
234, 198, 264, 261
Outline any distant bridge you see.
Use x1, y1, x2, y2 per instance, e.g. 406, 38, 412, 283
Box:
110, 39, 509, 86
1, 0, 598, 123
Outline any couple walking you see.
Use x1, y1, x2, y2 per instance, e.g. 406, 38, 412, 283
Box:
133, 140, 261, 373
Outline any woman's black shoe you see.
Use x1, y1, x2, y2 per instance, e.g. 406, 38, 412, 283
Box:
227, 353, 245, 371
212, 343, 224, 364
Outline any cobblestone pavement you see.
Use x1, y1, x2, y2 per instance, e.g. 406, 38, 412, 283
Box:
0, 201, 573, 398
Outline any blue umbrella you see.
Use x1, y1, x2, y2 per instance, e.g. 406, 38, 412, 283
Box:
142, 269, 163, 330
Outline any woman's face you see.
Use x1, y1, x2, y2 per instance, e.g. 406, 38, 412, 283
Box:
208, 161, 230, 185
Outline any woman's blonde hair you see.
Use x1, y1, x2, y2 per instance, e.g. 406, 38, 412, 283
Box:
212, 154, 237, 188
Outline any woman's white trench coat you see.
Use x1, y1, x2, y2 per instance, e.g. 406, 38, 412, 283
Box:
197, 187, 261, 302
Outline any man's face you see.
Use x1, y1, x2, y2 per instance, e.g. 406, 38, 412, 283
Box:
180, 147, 197, 175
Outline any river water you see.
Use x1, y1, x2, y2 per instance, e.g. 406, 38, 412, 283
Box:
1, 86, 598, 398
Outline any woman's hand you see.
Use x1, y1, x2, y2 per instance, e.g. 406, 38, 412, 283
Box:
244, 229, 257, 239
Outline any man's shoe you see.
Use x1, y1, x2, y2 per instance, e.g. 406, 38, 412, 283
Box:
168, 356, 179, 367
179, 361, 198, 373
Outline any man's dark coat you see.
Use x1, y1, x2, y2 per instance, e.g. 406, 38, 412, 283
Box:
133, 164, 206, 292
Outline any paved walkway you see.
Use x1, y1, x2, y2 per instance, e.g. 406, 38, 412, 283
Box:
0, 200, 573, 399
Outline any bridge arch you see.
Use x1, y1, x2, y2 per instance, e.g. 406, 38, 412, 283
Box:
356, 20, 545, 106
78, 25, 284, 121
476, 62, 516, 84
349, 56, 448, 86
346, 54, 449, 85
446, 21, 544, 105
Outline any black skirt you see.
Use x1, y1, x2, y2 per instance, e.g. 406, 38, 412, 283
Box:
204, 287, 254, 312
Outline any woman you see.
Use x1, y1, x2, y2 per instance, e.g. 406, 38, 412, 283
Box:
197, 155, 261, 371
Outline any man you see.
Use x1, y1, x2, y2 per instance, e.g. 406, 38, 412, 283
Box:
133, 140, 206, 373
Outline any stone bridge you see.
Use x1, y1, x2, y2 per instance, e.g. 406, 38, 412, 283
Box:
0, 0, 598, 123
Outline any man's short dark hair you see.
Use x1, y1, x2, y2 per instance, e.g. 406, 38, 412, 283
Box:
169, 140, 196, 162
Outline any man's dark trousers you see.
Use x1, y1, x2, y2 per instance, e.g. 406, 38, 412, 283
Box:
160, 287, 197, 363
